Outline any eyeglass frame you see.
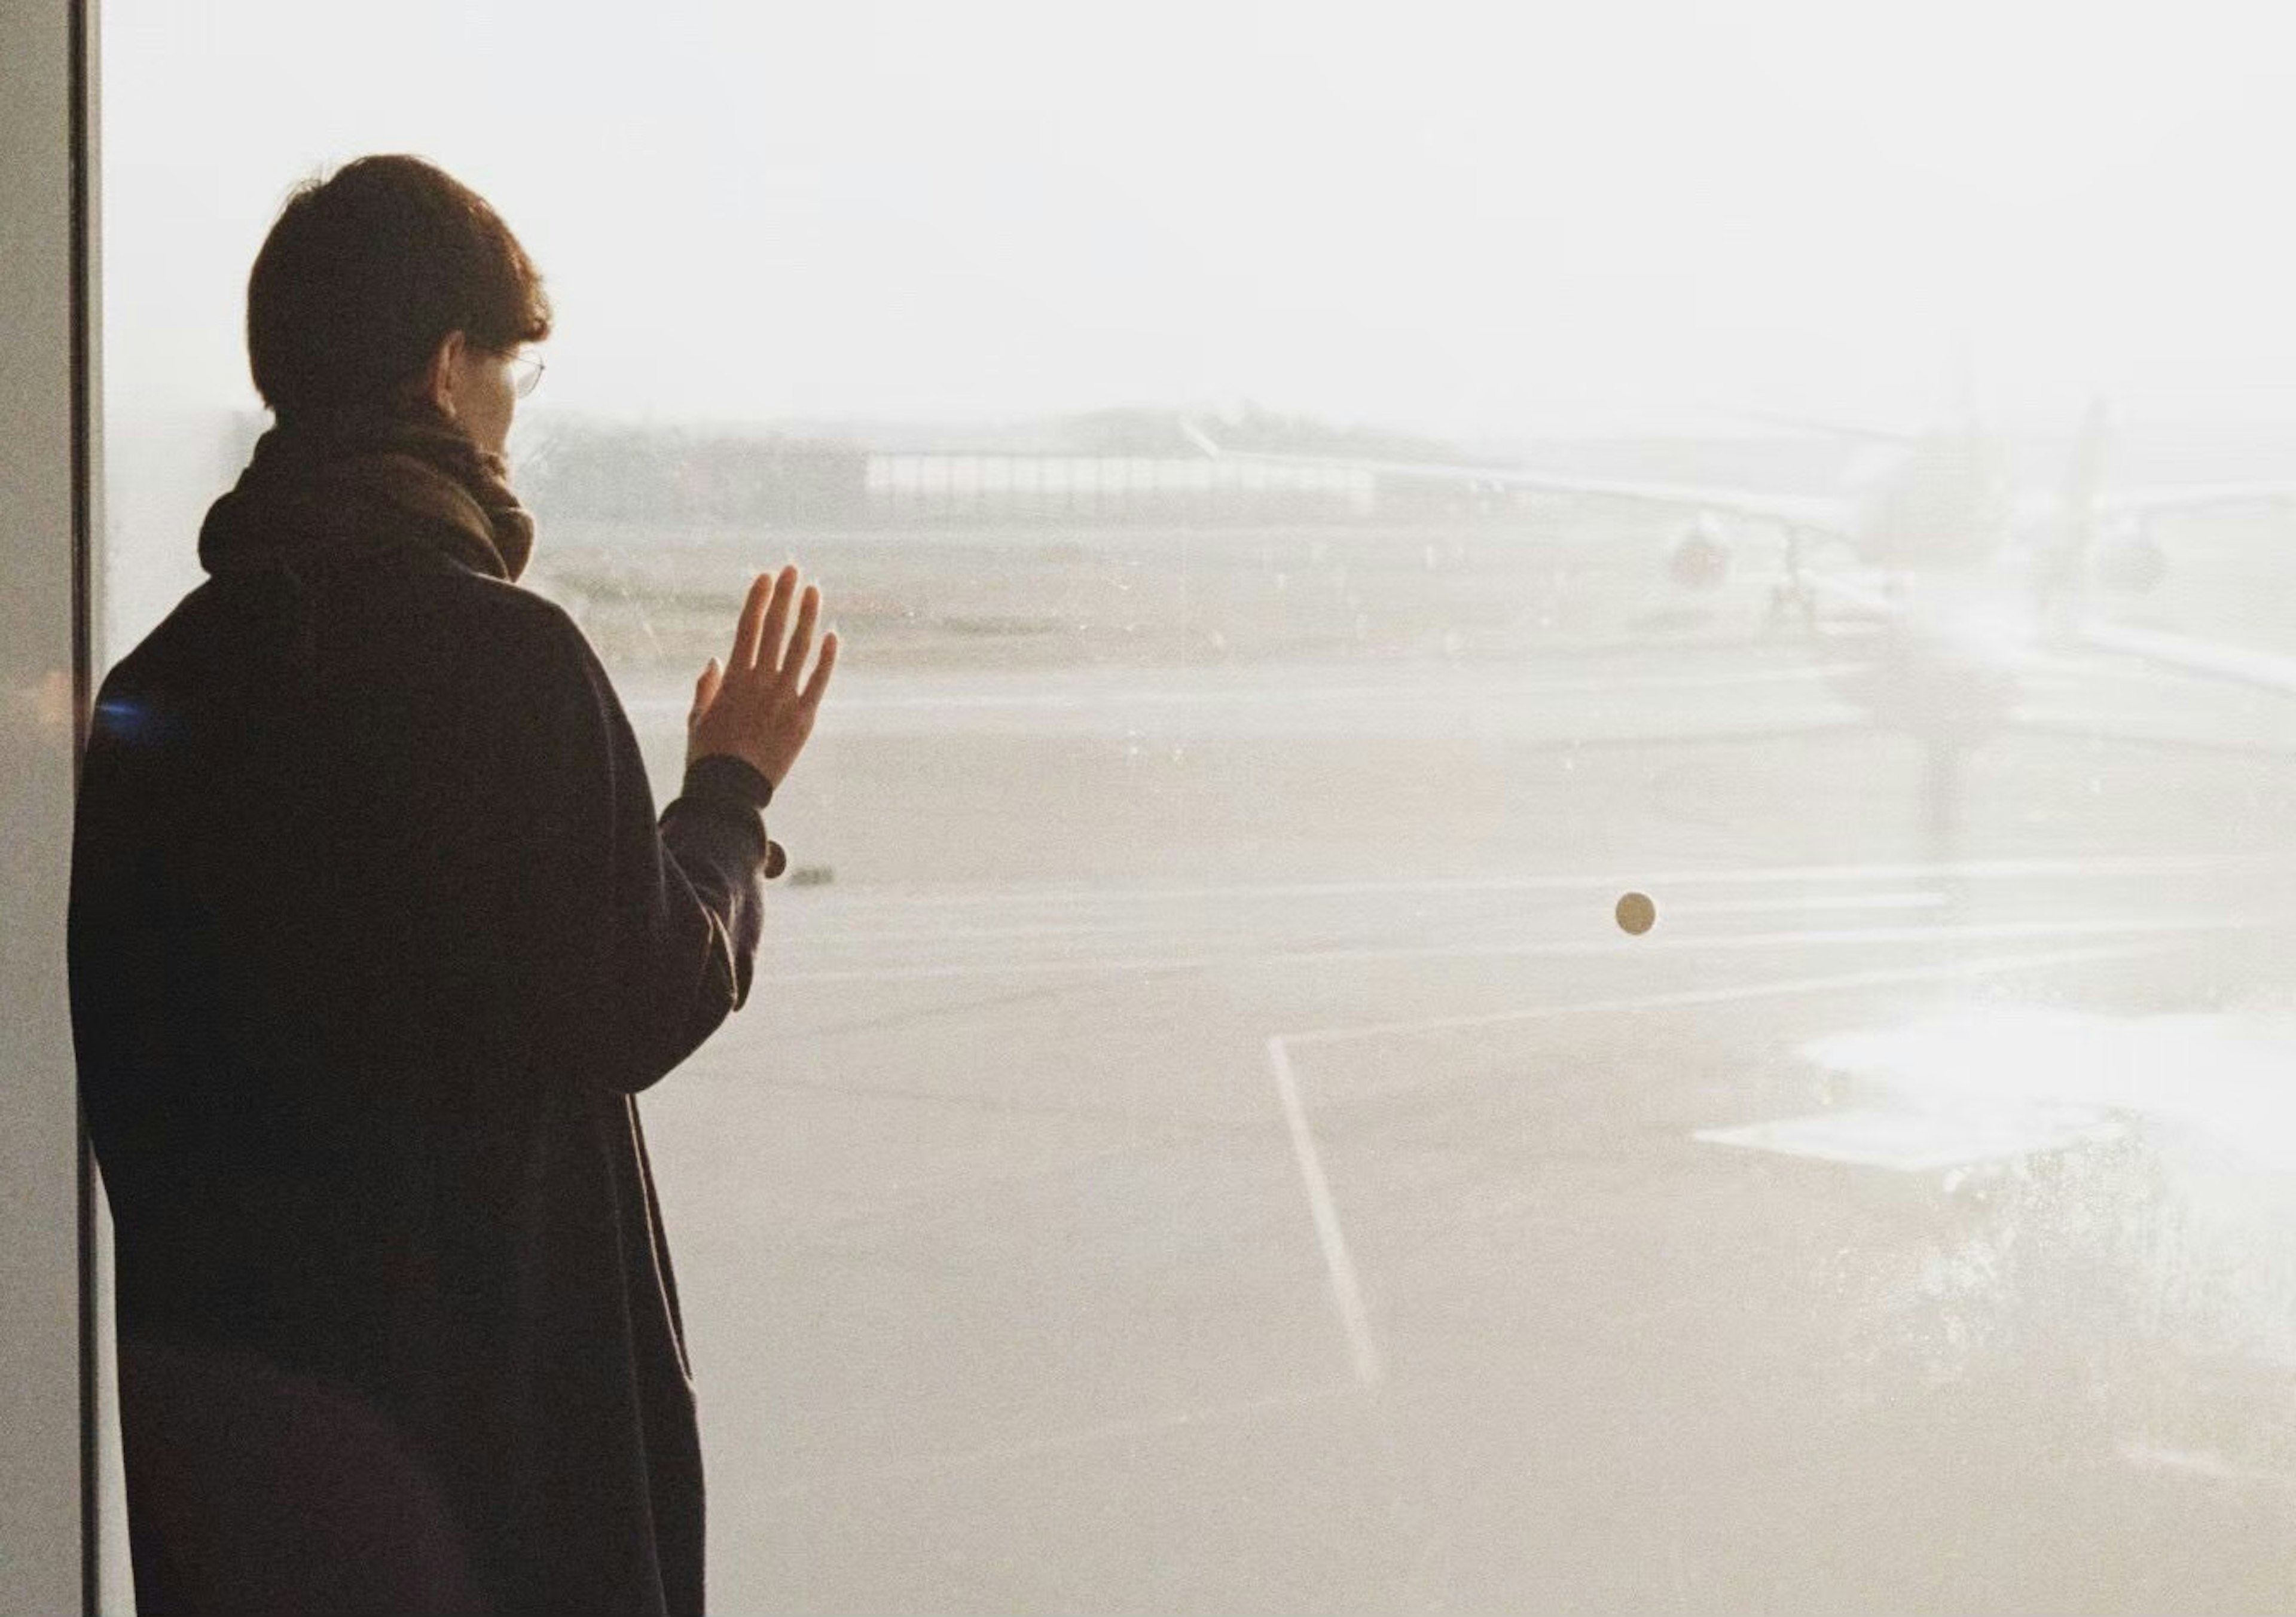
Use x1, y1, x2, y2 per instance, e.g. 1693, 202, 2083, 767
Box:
492, 347, 545, 400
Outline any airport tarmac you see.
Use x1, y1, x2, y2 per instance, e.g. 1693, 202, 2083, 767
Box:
599, 530, 2296, 1613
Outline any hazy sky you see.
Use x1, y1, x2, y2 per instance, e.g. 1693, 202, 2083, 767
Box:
99, 0, 2296, 439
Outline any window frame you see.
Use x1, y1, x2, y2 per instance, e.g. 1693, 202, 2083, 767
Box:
0, 0, 100, 1610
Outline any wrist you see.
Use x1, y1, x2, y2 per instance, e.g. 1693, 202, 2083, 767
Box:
674, 754, 786, 878
683, 753, 774, 812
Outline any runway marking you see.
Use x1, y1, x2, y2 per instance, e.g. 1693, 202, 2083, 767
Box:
1694, 1102, 2124, 1172
1264, 937, 2193, 1389
2118, 1441, 2296, 1488
801, 852, 2286, 912
1279, 937, 2193, 1047
780, 916, 1210, 946
626, 661, 1864, 720
2013, 713, 2296, 759
762, 1380, 1355, 1501
759, 913, 2251, 985
1267, 1035, 1383, 1387
796, 889, 1949, 953
1651, 889, 1947, 916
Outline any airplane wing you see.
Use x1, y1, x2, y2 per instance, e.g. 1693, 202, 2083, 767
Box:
2072, 618, 2296, 696
1181, 421, 1857, 539
2098, 482, 2296, 517
1181, 422, 2296, 698
2065, 479, 2296, 693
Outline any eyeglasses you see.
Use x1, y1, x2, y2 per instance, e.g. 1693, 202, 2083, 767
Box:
495, 349, 545, 400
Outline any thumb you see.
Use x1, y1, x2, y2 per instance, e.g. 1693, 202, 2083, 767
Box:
690, 657, 722, 726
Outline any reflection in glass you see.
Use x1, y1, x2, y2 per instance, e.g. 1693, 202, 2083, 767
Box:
100, 2, 2296, 1608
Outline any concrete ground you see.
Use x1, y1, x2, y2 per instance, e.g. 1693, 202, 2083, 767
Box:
597, 521, 2296, 1613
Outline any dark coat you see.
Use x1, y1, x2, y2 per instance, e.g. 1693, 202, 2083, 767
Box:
69, 523, 774, 1615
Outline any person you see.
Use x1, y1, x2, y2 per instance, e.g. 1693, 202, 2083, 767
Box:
67, 153, 835, 1616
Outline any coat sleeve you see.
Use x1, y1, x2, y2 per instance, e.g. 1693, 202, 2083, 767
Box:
521, 613, 776, 1095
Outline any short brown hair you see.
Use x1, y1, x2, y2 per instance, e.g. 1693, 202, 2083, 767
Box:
246, 154, 552, 419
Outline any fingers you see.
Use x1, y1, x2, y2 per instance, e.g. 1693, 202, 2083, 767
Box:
800, 629, 839, 706
733, 565, 829, 685
731, 571, 775, 671
781, 585, 820, 684
755, 564, 800, 673
689, 657, 722, 726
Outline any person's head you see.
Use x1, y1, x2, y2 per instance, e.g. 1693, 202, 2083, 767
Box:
246, 154, 551, 455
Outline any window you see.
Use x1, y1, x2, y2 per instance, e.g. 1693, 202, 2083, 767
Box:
91, 1, 2296, 1610
2, 2, 93, 1613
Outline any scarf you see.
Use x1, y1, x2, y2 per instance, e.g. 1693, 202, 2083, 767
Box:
199, 400, 536, 587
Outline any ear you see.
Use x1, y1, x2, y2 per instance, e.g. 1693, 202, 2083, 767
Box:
422, 330, 467, 417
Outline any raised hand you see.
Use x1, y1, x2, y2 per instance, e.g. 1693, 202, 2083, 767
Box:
686, 564, 839, 788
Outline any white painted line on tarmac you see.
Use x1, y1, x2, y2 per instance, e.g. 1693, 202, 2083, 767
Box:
1267, 1035, 1384, 1388
2118, 1441, 2296, 1488
1694, 1103, 2123, 1171
1262, 937, 2194, 1390
799, 887, 1955, 942
759, 914, 2249, 985
1279, 940, 2189, 1048
780, 916, 1211, 947
805, 852, 2285, 912
625, 662, 1863, 719
1659, 890, 1948, 916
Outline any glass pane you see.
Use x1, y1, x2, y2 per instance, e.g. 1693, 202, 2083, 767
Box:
102, 3, 2296, 1610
